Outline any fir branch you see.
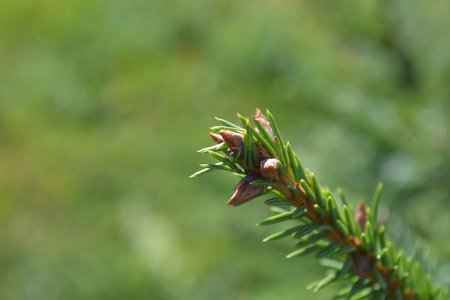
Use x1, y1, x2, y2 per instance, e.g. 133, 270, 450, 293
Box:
192, 109, 448, 300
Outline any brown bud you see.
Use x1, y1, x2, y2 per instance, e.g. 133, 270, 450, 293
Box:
209, 132, 224, 144
254, 108, 274, 137
227, 171, 265, 205
355, 201, 366, 232
210, 132, 231, 156
219, 130, 244, 155
260, 159, 279, 180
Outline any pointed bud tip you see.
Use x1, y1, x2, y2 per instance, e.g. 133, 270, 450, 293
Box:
219, 130, 244, 154
209, 132, 224, 144
355, 201, 367, 232
254, 108, 274, 137
227, 197, 241, 205
226, 171, 266, 205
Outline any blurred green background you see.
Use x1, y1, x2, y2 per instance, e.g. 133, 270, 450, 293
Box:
1, 0, 449, 299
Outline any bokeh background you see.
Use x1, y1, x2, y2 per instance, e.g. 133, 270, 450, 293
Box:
1, 0, 449, 299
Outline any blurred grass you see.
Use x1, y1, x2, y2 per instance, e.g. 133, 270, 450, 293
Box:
0, 0, 449, 299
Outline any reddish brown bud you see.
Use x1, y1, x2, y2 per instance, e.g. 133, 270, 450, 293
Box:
260, 158, 279, 180
210, 132, 231, 156
355, 201, 366, 232
254, 108, 274, 137
219, 130, 244, 155
227, 171, 265, 205
209, 132, 224, 144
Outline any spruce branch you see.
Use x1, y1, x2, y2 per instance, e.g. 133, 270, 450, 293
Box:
192, 109, 448, 300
